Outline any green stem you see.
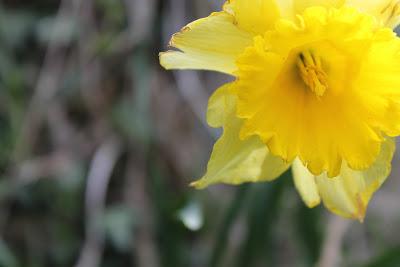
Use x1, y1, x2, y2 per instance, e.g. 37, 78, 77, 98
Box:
210, 184, 250, 267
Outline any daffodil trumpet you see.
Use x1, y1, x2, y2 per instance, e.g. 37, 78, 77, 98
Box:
160, 0, 400, 221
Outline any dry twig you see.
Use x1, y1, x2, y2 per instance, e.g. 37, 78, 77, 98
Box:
74, 138, 121, 267
317, 216, 351, 267
14, 0, 81, 160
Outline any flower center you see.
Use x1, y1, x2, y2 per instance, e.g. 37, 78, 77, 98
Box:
296, 50, 328, 97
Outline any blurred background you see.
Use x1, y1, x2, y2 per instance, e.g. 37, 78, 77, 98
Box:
1, 0, 400, 266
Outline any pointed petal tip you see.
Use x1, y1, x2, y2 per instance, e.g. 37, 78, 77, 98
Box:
307, 200, 321, 209
189, 180, 207, 189
355, 194, 366, 223
352, 210, 365, 223
158, 51, 173, 70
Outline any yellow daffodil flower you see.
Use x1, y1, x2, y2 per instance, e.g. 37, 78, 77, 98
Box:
159, 0, 400, 221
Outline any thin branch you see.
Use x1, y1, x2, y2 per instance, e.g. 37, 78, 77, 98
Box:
317, 216, 351, 267
124, 155, 159, 267
163, 0, 213, 135
74, 138, 122, 267
13, 0, 80, 160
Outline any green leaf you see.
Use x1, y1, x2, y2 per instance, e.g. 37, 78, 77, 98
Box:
0, 239, 18, 267
210, 184, 250, 267
295, 203, 323, 265
235, 171, 290, 267
362, 247, 400, 267
102, 205, 136, 252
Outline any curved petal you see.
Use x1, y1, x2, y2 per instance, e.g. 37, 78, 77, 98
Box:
315, 138, 395, 221
293, 138, 395, 220
206, 83, 232, 128
294, 0, 345, 13
275, 0, 295, 19
234, 7, 397, 178
191, 84, 291, 189
226, 0, 344, 28
275, 0, 344, 20
225, 0, 280, 34
289, 0, 400, 28
346, 0, 400, 28
159, 12, 252, 74
292, 158, 321, 208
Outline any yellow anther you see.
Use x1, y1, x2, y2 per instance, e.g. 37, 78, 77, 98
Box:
296, 51, 328, 98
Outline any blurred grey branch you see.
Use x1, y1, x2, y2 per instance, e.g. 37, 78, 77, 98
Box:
125, 0, 156, 42
163, 0, 213, 135
75, 137, 122, 267
124, 155, 160, 267
14, 0, 80, 160
317, 216, 351, 267
2, 0, 397, 266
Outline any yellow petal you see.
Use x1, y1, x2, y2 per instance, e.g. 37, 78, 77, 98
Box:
346, 0, 400, 28
277, 0, 345, 19
159, 12, 252, 74
277, 0, 400, 27
293, 0, 345, 13
206, 83, 231, 128
223, 0, 234, 14
234, 7, 400, 177
226, 0, 281, 34
191, 84, 290, 189
292, 0, 400, 28
275, 0, 295, 19
315, 138, 395, 221
292, 158, 321, 208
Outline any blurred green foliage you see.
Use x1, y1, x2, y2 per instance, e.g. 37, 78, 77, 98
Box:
0, 1, 399, 267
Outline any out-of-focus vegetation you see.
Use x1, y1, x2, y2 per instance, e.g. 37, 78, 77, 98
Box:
1, 0, 400, 266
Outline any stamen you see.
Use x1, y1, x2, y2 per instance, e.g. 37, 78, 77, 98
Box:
296, 50, 328, 98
